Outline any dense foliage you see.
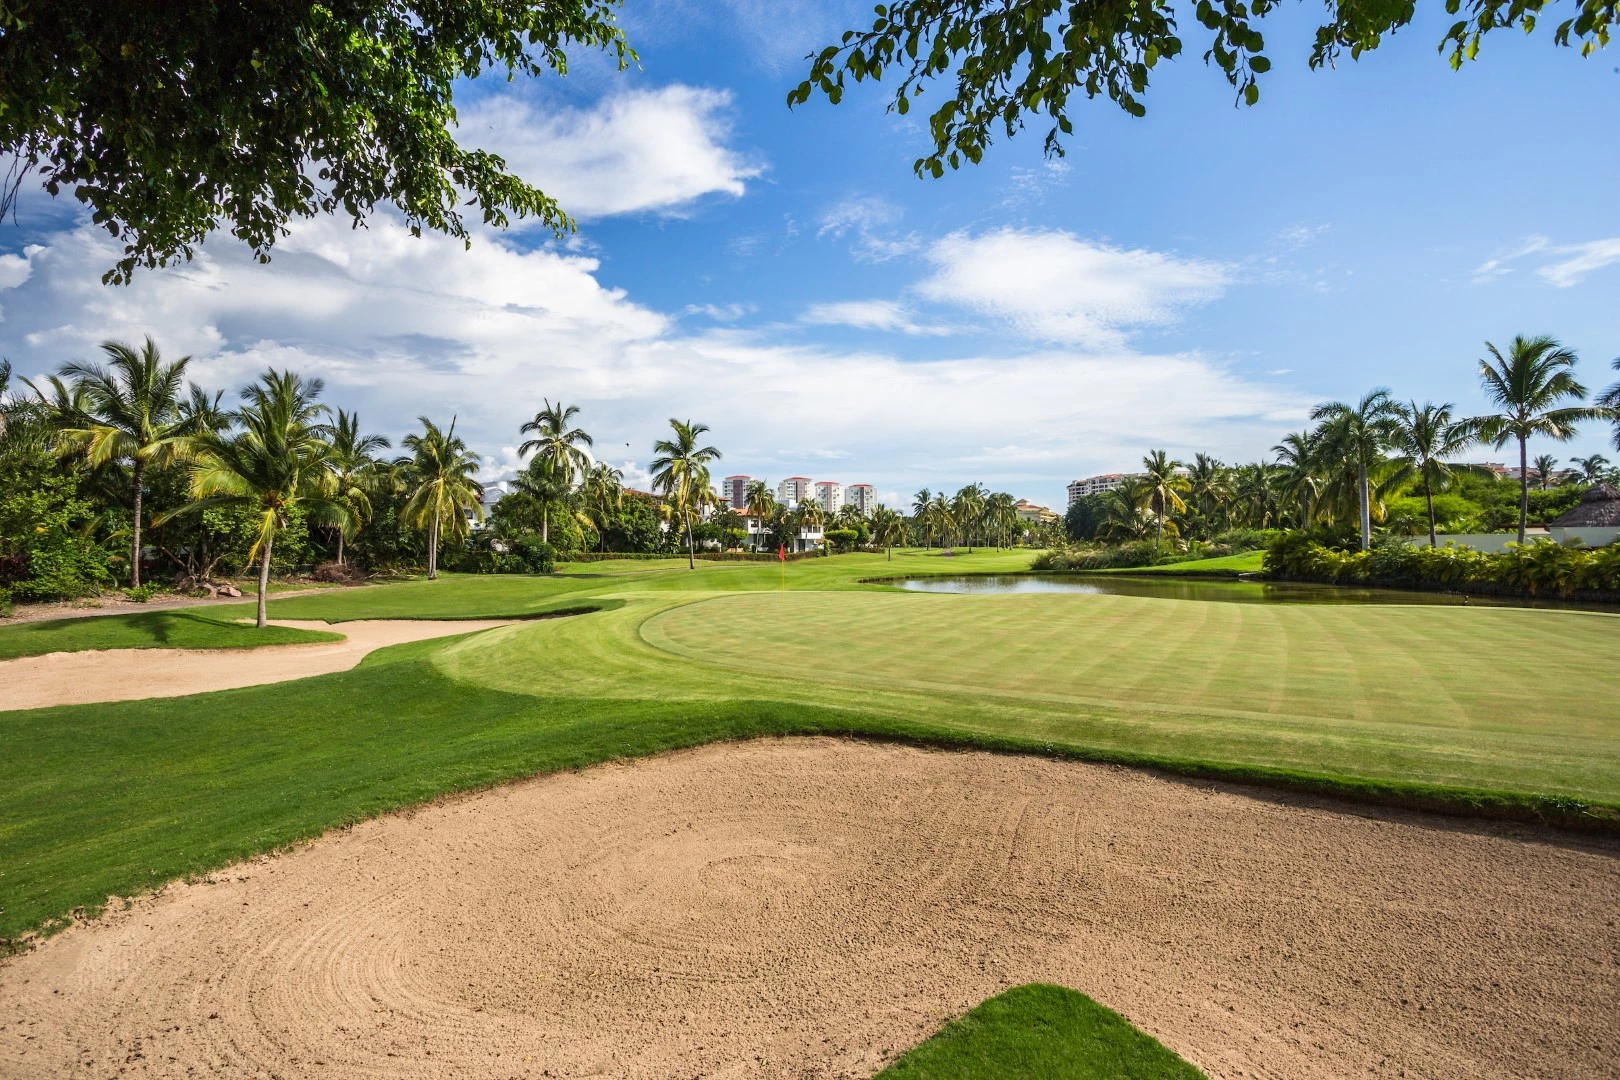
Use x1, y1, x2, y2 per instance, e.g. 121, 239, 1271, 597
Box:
1265, 532, 1620, 597
0, 0, 631, 283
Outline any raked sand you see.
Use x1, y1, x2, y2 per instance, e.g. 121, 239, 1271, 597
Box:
2, 737, 1615, 1078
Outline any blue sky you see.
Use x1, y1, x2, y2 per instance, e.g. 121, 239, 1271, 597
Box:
2, 0, 1617, 509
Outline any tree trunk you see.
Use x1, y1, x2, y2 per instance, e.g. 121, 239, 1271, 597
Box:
685, 510, 695, 570
130, 461, 144, 588
337, 528, 345, 567
1155, 496, 1164, 550
255, 533, 274, 628
542, 508, 549, 545
1358, 461, 1371, 552
428, 508, 440, 580
1517, 436, 1529, 545
1425, 480, 1438, 548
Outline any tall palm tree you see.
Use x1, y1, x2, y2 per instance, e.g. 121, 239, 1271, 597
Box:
52, 338, 203, 586
924, 494, 954, 550
580, 461, 625, 552
951, 484, 986, 552
1389, 400, 1482, 547
1272, 431, 1323, 527
1232, 462, 1281, 528
401, 417, 484, 580
1474, 335, 1603, 544
1101, 476, 1154, 541
159, 370, 351, 627
794, 492, 826, 553
518, 400, 594, 491
512, 457, 576, 546
324, 409, 391, 565
985, 491, 1018, 548
1140, 450, 1187, 549
1571, 454, 1611, 483
871, 505, 907, 560
1310, 389, 1399, 551
1597, 358, 1620, 452
650, 419, 721, 569
911, 488, 933, 547
1186, 453, 1231, 531
742, 478, 775, 551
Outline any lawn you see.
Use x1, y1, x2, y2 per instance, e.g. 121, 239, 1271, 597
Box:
0, 609, 341, 660
877, 984, 1205, 1078
4, 549, 1618, 945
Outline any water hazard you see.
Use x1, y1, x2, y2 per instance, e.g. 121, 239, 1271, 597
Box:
889, 574, 1605, 608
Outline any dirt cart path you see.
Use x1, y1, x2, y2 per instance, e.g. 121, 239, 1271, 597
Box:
0, 619, 511, 710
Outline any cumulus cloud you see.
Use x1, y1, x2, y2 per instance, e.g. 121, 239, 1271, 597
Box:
917, 229, 1232, 347
0, 213, 1302, 508
458, 85, 761, 219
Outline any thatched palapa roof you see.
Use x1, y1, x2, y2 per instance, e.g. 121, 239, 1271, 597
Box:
1551, 482, 1620, 528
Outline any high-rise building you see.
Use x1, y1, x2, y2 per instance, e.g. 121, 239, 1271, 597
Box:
723, 475, 750, 509
776, 476, 812, 506
1067, 473, 1131, 506
814, 481, 843, 514
846, 483, 876, 516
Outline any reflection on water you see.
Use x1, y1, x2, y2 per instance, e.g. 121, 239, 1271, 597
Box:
890, 574, 1607, 609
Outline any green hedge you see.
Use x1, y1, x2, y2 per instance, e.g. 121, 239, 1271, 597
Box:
1264, 532, 1620, 598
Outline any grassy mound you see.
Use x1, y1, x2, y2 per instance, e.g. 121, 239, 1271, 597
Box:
878, 984, 1205, 1078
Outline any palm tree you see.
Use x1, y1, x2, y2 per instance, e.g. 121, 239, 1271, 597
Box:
1310, 389, 1399, 551
1532, 453, 1560, 489
1474, 335, 1604, 544
401, 417, 484, 580
1186, 453, 1231, 532
951, 484, 986, 552
1140, 450, 1187, 549
911, 488, 933, 546
924, 494, 954, 550
323, 409, 391, 566
742, 478, 775, 550
580, 462, 625, 552
650, 419, 721, 569
1101, 477, 1154, 541
518, 399, 594, 496
52, 338, 203, 587
871, 505, 907, 559
512, 457, 577, 548
1272, 431, 1323, 527
794, 492, 826, 553
1597, 358, 1620, 451
985, 491, 1019, 548
1389, 400, 1482, 547
159, 371, 351, 627
1571, 454, 1611, 484
1233, 462, 1281, 528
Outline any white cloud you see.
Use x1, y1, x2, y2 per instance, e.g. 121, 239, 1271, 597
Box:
816, 196, 921, 263
458, 86, 761, 219
1537, 238, 1620, 288
917, 229, 1232, 347
1473, 236, 1550, 282
1, 213, 1303, 510
685, 302, 754, 322
800, 299, 950, 336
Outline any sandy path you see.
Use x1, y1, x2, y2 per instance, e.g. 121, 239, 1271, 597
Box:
0, 620, 511, 710
2, 739, 1614, 1079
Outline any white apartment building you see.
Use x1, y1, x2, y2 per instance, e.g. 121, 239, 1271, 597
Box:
846, 483, 876, 516
722, 475, 750, 509
1067, 473, 1132, 506
777, 476, 812, 506
814, 480, 843, 514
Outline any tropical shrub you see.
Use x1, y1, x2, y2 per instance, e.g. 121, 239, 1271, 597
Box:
824, 528, 859, 553
0, 454, 115, 600
1031, 540, 1167, 571
1264, 531, 1620, 597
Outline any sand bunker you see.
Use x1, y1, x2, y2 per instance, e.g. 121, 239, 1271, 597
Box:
1, 738, 1615, 1078
0, 619, 511, 710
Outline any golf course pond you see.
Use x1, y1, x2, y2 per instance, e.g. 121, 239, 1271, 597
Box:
890, 574, 1613, 609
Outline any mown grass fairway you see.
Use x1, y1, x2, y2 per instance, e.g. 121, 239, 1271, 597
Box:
877, 984, 1206, 1079
0, 609, 340, 660
4, 548, 1619, 943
